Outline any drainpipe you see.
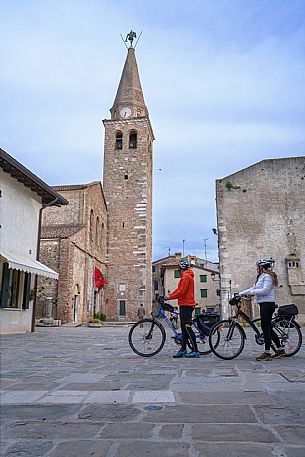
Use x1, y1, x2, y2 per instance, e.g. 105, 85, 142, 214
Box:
31, 197, 59, 332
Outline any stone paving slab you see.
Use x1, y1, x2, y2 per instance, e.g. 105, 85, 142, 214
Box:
2, 440, 54, 457
1, 326, 304, 457
274, 425, 305, 445
0, 391, 47, 404
86, 390, 131, 403
116, 441, 190, 457
143, 404, 256, 423
2, 420, 103, 439
192, 423, 279, 443
48, 440, 113, 457
132, 390, 175, 403
194, 443, 277, 457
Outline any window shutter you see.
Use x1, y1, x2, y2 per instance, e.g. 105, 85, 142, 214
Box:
22, 273, 31, 309
0, 263, 10, 307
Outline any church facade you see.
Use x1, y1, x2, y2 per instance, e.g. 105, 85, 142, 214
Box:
38, 44, 153, 322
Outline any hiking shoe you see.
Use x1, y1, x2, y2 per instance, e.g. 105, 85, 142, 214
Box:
256, 352, 272, 361
272, 349, 286, 359
173, 350, 187, 358
184, 351, 200, 358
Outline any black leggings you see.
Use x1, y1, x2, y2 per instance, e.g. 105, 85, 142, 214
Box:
259, 302, 281, 351
179, 306, 198, 352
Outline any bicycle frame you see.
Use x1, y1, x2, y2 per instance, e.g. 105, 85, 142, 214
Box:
154, 304, 204, 341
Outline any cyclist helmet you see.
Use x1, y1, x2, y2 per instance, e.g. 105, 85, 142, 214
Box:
178, 259, 190, 270
256, 258, 275, 269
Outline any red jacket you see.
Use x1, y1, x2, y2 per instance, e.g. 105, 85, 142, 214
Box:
169, 269, 195, 307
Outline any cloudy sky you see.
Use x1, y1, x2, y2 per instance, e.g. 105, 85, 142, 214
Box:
1, 0, 305, 261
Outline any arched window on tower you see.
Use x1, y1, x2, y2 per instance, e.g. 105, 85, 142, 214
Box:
96, 217, 100, 246
115, 131, 123, 149
89, 209, 94, 242
129, 130, 137, 149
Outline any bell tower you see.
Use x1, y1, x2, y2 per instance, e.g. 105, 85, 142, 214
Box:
103, 32, 154, 320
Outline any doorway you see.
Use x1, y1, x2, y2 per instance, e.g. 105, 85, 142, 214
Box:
119, 300, 126, 317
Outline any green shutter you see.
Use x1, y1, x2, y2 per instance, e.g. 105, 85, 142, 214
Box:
22, 273, 31, 309
200, 275, 207, 282
200, 289, 208, 298
174, 270, 181, 278
0, 263, 10, 307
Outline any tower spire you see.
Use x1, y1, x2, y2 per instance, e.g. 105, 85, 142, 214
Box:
111, 34, 147, 119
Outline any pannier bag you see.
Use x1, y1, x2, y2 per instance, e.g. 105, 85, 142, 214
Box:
196, 312, 220, 337
278, 304, 298, 317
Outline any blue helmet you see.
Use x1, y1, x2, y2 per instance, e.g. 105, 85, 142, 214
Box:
178, 260, 190, 270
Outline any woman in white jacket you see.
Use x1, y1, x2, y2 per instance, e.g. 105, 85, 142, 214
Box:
240, 259, 285, 361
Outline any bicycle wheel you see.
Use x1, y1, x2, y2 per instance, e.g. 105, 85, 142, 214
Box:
128, 319, 166, 357
273, 318, 302, 357
209, 320, 245, 360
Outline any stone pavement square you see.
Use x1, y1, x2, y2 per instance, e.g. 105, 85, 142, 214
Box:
1, 326, 305, 457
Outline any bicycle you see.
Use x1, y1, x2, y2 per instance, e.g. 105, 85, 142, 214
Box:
128, 296, 220, 357
209, 295, 303, 360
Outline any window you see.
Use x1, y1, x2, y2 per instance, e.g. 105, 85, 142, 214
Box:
174, 270, 181, 278
200, 275, 207, 283
89, 209, 94, 242
129, 131, 137, 148
124, 173, 128, 180
154, 280, 159, 291
200, 289, 207, 298
152, 265, 156, 273
115, 131, 123, 149
0, 263, 31, 309
96, 217, 100, 246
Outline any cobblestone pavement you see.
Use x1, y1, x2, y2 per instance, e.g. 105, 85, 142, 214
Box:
1, 325, 305, 457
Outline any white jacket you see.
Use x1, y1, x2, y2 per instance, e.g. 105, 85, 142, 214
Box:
240, 273, 276, 304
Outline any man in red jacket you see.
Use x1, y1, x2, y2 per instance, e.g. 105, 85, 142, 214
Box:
164, 260, 199, 358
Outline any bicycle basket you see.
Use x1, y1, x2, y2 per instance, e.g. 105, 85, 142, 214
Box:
277, 304, 298, 317
196, 312, 220, 337
162, 302, 175, 313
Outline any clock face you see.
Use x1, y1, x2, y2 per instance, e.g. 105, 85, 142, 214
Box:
120, 107, 132, 118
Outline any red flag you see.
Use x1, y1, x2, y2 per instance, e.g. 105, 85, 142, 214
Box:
94, 267, 108, 292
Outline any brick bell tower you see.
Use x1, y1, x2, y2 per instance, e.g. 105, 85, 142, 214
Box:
103, 33, 154, 320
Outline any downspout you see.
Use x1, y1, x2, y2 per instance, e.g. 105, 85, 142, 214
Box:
31, 197, 59, 332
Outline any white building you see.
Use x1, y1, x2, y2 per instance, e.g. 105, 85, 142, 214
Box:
153, 254, 220, 313
0, 148, 67, 334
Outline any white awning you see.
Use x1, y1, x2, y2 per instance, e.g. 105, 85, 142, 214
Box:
0, 249, 59, 279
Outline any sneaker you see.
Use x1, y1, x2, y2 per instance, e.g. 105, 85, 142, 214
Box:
272, 349, 286, 359
256, 352, 272, 361
173, 350, 187, 358
184, 351, 200, 358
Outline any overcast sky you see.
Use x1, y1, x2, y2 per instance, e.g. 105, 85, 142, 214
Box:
1, 0, 305, 261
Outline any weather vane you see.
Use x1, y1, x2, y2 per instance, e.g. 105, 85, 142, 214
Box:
120, 30, 142, 49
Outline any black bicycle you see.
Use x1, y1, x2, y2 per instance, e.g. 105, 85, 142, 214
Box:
209, 296, 302, 360
128, 296, 220, 357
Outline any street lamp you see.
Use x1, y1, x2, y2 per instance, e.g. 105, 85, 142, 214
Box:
182, 239, 186, 257
204, 238, 208, 260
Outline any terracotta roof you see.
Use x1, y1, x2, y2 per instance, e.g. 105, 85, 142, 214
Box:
41, 225, 83, 239
0, 148, 68, 206
52, 181, 100, 191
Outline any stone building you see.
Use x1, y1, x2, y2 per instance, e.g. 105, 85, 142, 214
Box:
37, 182, 107, 324
102, 46, 154, 320
216, 156, 305, 323
153, 254, 220, 313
